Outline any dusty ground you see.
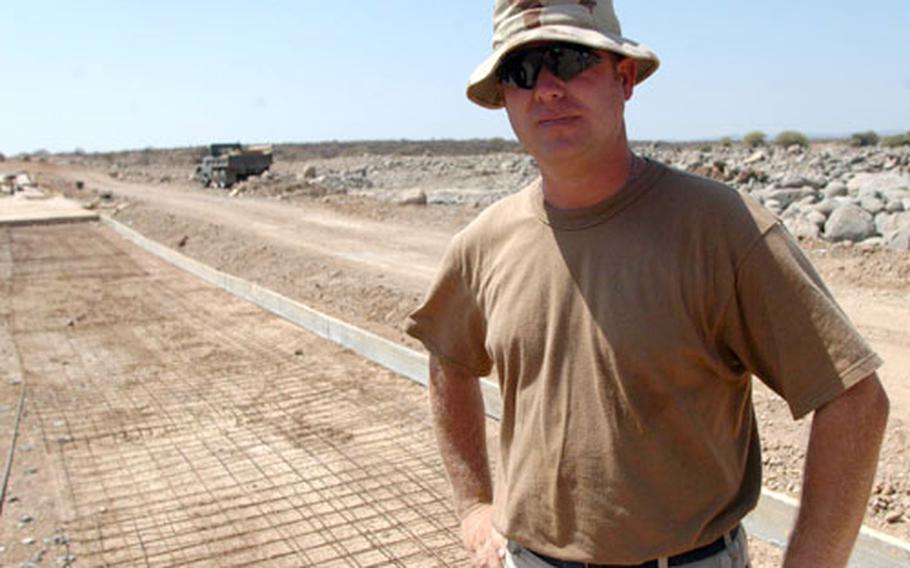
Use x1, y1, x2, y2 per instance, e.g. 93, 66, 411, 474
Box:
4, 145, 910, 565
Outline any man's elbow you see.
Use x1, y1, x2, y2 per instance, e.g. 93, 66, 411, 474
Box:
819, 373, 889, 432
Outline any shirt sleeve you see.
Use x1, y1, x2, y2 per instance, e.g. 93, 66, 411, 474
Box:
405, 236, 493, 377
718, 224, 882, 419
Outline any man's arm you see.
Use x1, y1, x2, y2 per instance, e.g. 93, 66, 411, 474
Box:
783, 373, 889, 567
428, 354, 506, 567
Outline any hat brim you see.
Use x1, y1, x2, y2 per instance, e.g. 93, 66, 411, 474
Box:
466, 26, 660, 109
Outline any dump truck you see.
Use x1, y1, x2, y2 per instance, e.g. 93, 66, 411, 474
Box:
194, 143, 273, 188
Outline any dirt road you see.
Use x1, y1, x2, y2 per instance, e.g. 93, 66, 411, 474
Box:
30, 163, 449, 292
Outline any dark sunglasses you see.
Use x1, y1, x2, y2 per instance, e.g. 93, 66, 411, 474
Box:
496, 42, 602, 89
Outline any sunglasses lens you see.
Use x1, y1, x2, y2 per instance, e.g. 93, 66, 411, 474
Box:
552, 47, 597, 81
498, 53, 541, 89
497, 44, 601, 90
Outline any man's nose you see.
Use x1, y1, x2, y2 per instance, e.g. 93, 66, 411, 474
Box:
532, 68, 566, 102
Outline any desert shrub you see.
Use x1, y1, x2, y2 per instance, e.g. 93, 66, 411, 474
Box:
850, 131, 879, 147
720, 136, 734, 147
881, 133, 910, 148
743, 131, 766, 147
0, 152, 5, 161
774, 130, 809, 148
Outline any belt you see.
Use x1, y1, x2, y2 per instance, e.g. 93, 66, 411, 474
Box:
526, 525, 740, 568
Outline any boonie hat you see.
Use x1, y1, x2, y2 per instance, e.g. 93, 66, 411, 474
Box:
468, 0, 660, 109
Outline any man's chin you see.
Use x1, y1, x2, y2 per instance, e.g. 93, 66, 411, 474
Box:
528, 135, 592, 163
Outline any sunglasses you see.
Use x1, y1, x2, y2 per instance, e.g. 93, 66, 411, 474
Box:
496, 42, 603, 90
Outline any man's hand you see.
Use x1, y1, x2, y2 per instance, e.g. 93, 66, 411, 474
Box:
462, 504, 508, 568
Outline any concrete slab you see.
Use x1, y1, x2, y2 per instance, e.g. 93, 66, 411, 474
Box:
0, 194, 98, 226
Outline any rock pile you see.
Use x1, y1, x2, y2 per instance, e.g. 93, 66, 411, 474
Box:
84, 140, 910, 251
637, 143, 910, 251
290, 144, 910, 249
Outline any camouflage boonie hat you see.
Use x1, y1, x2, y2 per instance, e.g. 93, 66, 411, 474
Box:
468, 0, 660, 109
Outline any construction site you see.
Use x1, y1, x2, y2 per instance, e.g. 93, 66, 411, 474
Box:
1, 140, 910, 567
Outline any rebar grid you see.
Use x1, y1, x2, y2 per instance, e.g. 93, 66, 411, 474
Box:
12, 224, 467, 567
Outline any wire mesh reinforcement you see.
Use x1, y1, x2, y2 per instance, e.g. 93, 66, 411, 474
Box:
9, 224, 468, 567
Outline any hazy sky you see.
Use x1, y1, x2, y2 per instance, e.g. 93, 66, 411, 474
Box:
2, 1, 908, 155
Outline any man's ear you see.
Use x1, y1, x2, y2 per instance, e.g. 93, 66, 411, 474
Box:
617, 57, 637, 100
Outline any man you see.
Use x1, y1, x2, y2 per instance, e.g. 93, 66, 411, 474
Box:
406, 1, 889, 567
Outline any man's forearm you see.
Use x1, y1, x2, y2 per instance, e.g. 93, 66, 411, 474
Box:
784, 374, 889, 567
428, 355, 493, 519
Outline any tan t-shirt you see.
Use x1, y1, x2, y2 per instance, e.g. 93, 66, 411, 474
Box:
406, 160, 881, 564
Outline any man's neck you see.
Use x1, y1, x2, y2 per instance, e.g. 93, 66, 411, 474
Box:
539, 147, 637, 210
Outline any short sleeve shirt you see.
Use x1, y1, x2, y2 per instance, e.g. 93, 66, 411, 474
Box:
406, 160, 881, 564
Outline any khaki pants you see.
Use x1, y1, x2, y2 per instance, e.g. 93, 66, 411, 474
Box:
505, 527, 750, 568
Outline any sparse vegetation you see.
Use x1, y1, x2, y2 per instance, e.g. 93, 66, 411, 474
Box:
850, 131, 879, 147
720, 136, 734, 147
881, 133, 910, 148
774, 130, 809, 148
743, 131, 766, 147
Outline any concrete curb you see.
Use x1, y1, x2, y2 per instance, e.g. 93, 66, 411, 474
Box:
100, 215, 910, 567
0, 212, 99, 227
0, 195, 99, 226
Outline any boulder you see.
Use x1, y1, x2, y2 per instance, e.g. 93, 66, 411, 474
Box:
755, 187, 816, 210
847, 172, 910, 194
859, 237, 885, 248
396, 189, 427, 206
824, 204, 876, 242
813, 197, 848, 216
805, 210, 827, 227
875, 211, 910, 239
744, 150, 767, 165
860, 195, 885, 215
883, 188, 910, 207
823, 181, 848, 198
886, 226, 910, 251
779, 174, 825, 189
784, 215, 821, 240
763, 199, 783, 215
885, 200, 905, 213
